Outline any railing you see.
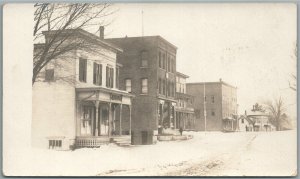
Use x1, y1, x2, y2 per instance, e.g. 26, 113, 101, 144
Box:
76, 136, 109, 148
75, 135, 131, 148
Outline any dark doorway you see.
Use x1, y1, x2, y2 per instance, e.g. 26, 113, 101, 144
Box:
141, 131, 148, 145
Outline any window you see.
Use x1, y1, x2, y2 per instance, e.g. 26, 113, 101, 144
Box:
162, 53, 166, 69
93, 63, 102, 86
158, 52, 162, 68
141, 78, 148, 94
49, 140, 62, 149
167, 57, 171, 72
211, 110, 215, 116
195, 109, 201, 118
204, 96, 207, 102
106, 66, 114, 88
45, 69, 54, 81
125, 79, 132, 92
211, 96, 215, 103
141, 51, 148, 67
116, 67, 119, 89
79, 58, 87, 82
242, 119, 244, 124
158, 78, 162, 94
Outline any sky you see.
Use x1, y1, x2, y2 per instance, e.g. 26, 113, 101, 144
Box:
104, 3, 297, 117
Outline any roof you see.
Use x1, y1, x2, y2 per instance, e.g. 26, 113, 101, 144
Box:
186, 81, 237, 89
176, 72, 189, 78
42, 29, 123, 53
246, 110, 269, 116
106, 35, 177, 50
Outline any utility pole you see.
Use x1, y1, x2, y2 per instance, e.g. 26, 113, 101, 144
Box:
204, 82, 207, 132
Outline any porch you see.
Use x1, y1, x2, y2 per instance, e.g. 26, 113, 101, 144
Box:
75, 87, 134, 148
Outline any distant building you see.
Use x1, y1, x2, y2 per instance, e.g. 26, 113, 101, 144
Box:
106, 35, 177, 144
175, 72, 195, 130
32, 28, 134, 150
186, 79, 238, 131
246, 110, 275, 132
237, 115, 254, 132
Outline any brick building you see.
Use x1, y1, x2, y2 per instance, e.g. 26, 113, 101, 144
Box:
175, 72, 195, 130
186, 79, 238, 131
32, 28, 134, 150
106, 36, 177, 144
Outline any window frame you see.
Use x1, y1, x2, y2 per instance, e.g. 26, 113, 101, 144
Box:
45, 68, 54, 82
79, 58, 87, 83
141, 78, 148, 94
125, 78, 132, 93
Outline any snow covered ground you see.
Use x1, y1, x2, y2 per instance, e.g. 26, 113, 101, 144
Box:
4, 130, 297, 176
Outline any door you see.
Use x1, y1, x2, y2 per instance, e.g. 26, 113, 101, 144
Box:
141, 131, 148, 145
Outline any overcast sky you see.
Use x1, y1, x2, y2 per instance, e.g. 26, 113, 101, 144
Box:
104, 3, 297, 117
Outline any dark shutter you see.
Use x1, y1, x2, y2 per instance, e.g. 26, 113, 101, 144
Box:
110, 68, 114, 88
106, 66, 109, 87
116, 67, 119, 89
99, 64, 102, 86
79, 58, 87, 82
93, 62, 96, 84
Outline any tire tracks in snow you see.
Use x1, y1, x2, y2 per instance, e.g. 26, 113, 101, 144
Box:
162, 133, 258, 176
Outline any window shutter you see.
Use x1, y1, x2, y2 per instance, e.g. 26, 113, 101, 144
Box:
93, 62, 96, 84
99, 64, 102, 86
106, 66, 109, 87
111, 68, 114, 88
83, 60, 87, 82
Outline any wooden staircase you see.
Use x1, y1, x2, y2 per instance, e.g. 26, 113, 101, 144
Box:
112, 136, 132, 147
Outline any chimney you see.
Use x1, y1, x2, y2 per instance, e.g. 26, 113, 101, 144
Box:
245, 110, 247, 115
99, 26, 104, 40
219, 78, 222, 82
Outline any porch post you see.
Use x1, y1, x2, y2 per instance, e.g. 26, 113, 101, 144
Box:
174, 110, 177, 129
169, 103, 172, 128
119, 104, 123, 135
108, 102, 112, 138
129, 105, 132, 135
93, 101, 100, 136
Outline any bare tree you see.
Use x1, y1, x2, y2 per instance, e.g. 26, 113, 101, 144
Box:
264, 97, 286, 131
33, 3, 116, 85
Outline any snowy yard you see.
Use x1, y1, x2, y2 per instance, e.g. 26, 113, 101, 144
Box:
4, 130, 297, 176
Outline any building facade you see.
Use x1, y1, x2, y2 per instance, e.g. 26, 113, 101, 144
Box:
175, 72, 195, 130
186, 79, 238, 131
106, 36, 178, 144
32, 28, 134, 150
246, 110, 275, 132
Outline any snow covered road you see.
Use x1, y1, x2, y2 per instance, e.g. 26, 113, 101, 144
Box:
4, 130, 297, 176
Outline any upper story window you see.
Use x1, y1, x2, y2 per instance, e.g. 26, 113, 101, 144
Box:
211, 96, 215, 103
116, 67, 119, 89
167, 57, 171, 72
79, 58, 87, 83
211, 110, 215, 116
162, 53, 166, 69
106, 66, 114, 88
45, 69, 54, 82
158, 51, 162, 68
93, 62, 102, 86
141, 78, 148, 94
141, 51, 148, 68
125, 79, 132, 92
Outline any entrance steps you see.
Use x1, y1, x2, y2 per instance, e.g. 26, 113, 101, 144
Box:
112, 136, 131, 147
